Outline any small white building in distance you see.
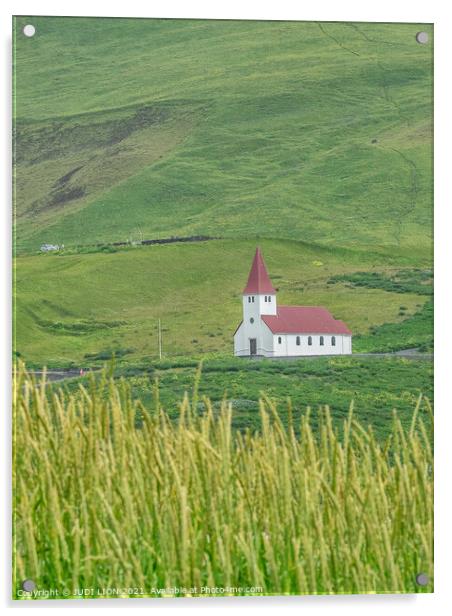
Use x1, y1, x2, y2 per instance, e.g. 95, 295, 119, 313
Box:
233, 248, 352, 357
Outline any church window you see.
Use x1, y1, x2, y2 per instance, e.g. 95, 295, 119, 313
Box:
265, 296, 267, 302
320, 336, 324, 346
269, 296, 271, 302
250, 318, 254, 324
248, 296, 251, 303
252, 296, 255, 303
308, 336, 312, 346
296, 336, 300, 346
332, 336, 336, 346
278, 336, 282, 344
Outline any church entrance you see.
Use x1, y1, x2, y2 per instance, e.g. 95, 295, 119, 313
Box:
249, 338, 257, 356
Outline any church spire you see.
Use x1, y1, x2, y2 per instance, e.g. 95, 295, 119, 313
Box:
243, 247, 276, 295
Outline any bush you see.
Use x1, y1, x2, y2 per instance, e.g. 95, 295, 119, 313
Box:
328, 269, 433, 296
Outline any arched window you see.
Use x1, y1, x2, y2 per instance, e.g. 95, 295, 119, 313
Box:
278, 336, 282, 344
331, 336, 336, 346
248, 296, 251, 303
320, 336, 324, 346
264, 296, 268, 302
269, 296, 272, 302
252, 296, 255, 303
308, 336, 312, 346
296, 336, 300, 346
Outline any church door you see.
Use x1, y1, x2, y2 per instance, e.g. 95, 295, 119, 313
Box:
249, 338, 257, 356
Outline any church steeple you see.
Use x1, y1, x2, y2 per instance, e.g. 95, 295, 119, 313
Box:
243, 247, 276, 295
242, 247, 277, 318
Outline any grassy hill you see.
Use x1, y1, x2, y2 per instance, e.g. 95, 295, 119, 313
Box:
13, 17, 433, 374
13, 17, 433, 256
14, 238, 432, 366
12, 19, 434, 596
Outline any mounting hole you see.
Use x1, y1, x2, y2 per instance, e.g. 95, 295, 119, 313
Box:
23, 24, 36, 37
416, 572, 429, 586
21, 579, 36, 592
416, 31, 428, 44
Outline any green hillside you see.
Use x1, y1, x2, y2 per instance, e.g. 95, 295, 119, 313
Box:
13, 17, 433, 368
13, 17, 433, 256
12, 19, 434, 596
14, 238, 432, 366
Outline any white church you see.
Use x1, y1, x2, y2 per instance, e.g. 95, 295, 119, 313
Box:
233, 248, 352, 357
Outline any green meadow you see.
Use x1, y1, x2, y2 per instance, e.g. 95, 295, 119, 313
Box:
128, 356, 433, 439
52, 354, 432, 442
13, 17, 433, 432
14, 18, 432, 257
12, 17, 434, 598
14, 238, 432, 366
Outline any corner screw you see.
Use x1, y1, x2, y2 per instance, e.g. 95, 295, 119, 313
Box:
415, 32, 429, 44
21, 579, 36, 592
416, 573, 429, 586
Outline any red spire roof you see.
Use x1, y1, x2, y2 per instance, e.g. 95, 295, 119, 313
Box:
243, 247, 276, 295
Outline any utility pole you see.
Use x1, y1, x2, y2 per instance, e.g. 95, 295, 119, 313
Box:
158, 318, 162, 360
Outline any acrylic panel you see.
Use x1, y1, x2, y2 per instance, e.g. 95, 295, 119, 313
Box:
12, 16, 433, 599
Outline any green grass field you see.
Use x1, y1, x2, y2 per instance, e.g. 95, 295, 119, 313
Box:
14, 18, 432, 257
53, 354, 432, 442
13, 17, 433, 370
13, 18, 434, 598
14, 365, 433, 597
14, 238, 432, 366
13, 17, 433, 368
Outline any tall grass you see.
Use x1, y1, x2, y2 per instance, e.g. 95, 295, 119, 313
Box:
13, 363, 433, 598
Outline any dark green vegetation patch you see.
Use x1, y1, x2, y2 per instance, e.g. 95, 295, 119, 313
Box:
328, 268, 433, 296
56, 355, 433, 441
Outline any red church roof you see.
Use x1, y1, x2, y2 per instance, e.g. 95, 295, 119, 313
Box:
243, 247, 276, 294
262, 306, 352, 335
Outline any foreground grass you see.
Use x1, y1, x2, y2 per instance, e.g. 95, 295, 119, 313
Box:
14, 364, 433, 598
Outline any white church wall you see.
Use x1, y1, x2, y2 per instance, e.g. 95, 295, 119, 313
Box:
257, 294, 277, 316
242, 295, 261, 324
343, 335, 352, 354
234, 319, 275, 356
233, 323, 246, 356
236, 295, 277, 356
273, 334, 352, 356
242, 294, 276, 321
259, 321, 274, 356
273, 334, 287, 355
235, 327, 352, 357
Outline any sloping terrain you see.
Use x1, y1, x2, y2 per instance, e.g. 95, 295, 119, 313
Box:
14, 238, 431, 365
13, 18, 433, 366
14, 103, 202, 249
13, 18, 433, 256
